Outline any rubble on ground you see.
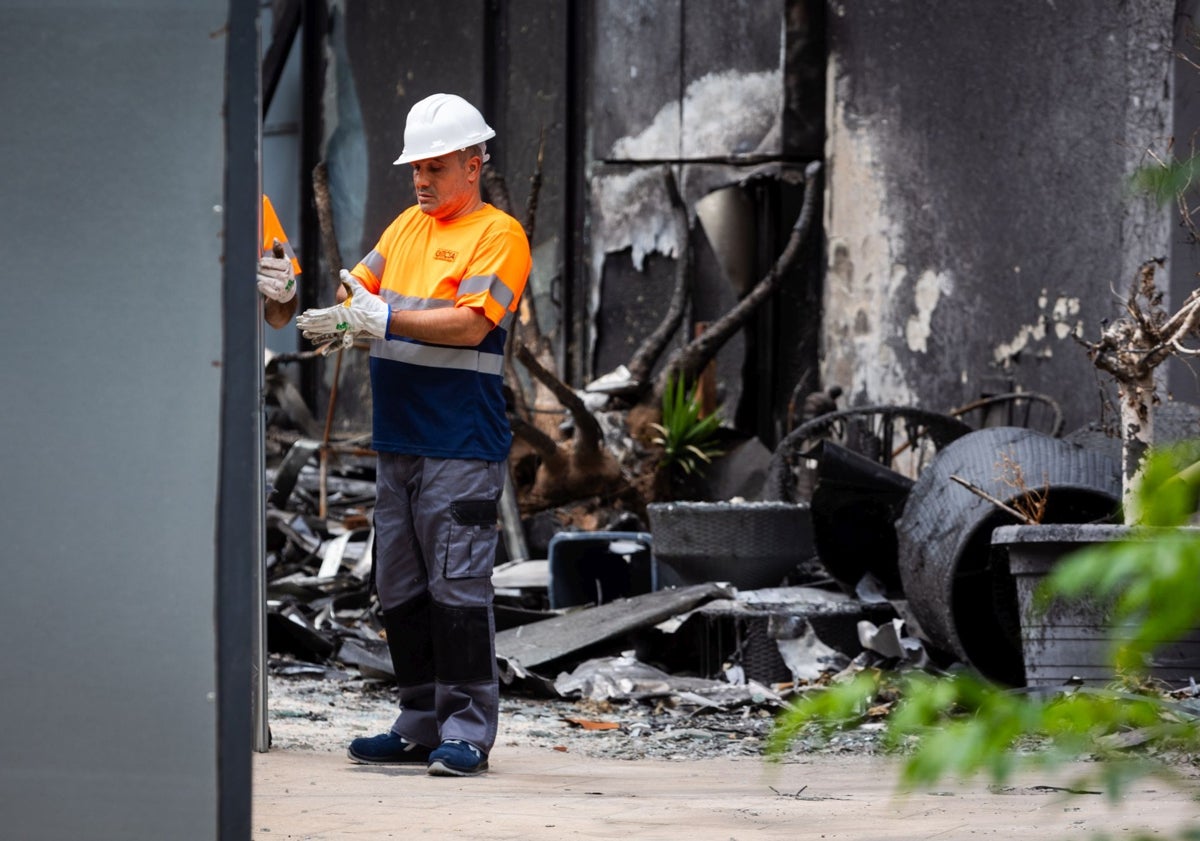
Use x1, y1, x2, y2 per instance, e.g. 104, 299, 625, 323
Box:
261, 394, 1200, 760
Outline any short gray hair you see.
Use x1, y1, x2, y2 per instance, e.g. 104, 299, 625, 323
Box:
457, 143, 489, 164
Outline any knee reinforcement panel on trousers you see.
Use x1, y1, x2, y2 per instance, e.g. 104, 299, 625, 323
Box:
431, 600, 493, 684
382, 593, 434, 687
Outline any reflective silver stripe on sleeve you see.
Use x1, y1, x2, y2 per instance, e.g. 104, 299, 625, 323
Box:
361, 250, 386, 277
457, 274, 515, 310
498, 310, 515, 331
371, 339, 505, 376
379, 289, 454, 311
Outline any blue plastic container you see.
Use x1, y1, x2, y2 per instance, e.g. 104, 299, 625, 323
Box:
547, 531, 655, 609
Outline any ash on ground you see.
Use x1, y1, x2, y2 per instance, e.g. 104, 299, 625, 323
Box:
266, 668, 886, 762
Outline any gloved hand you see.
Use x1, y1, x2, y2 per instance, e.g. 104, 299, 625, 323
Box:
307, 330, 356, 355
296, 270, 390, 343
256, 238, 296, 302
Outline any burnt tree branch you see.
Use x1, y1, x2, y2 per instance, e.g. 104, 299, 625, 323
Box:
626, 167, 692, 394
482, 167, 514, 218
515, 342, 603, 456
508, 413, 564, 466
312, 161, 344, 283
1082, 258, 1191, 383
524, 126, 545, 245
650, 160, 823, 403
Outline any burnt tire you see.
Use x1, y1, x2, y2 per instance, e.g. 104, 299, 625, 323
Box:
895, 427, 1120, 686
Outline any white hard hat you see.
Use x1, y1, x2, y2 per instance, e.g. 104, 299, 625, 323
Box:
393, 93, 496, 165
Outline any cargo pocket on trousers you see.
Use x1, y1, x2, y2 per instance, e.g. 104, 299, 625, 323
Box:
443, 497, 499, 579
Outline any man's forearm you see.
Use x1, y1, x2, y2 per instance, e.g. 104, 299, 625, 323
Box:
387, 305, 492, 346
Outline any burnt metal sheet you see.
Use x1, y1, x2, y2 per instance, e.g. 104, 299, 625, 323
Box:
316, 528, 372, 580
267, 438, 321, 508
772, 624, 851, 682
267, 603, 337, 661
496, 582, 733, 674
336, 637, 394, 681
806, 440, 915, 596
679, 585, 896, 679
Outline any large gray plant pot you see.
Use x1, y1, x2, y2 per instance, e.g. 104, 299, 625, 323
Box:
993, 523, 1200, 687
646, 501, 815, 590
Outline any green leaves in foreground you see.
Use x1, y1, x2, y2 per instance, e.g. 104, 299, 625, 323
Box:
649, 374, 723, 477
1131, 155, 1200, 206
769, 669, 1196, 798
1046, 445, 1200, 676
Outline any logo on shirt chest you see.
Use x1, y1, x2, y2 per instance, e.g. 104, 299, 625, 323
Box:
434, 248, 458, 262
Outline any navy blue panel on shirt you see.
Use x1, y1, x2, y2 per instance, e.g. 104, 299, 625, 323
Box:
369, 353, 510, 462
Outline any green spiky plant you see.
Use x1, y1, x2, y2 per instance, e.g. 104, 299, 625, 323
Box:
768, 446, 1200, 837
648, 374, 724, 494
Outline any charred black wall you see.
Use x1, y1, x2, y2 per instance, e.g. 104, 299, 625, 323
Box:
312, 0, 826, 446
588, 0, 826, 445
301, 1, 1198, 443
823, 0, 1181, 434
1169, 0, 1200, 406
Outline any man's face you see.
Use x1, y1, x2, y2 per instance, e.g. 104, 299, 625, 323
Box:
410, 150, 480, 220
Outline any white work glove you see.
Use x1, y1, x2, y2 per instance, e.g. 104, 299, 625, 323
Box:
257, 238, 296, 303
296, 270, 390, 344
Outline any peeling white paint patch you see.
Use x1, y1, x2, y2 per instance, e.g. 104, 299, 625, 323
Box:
991, 293, 1081, 366
905, 270, 952, 353
1052, 295, 1077, 318
587, 168, 686, 340
610, 69, 783, 160
590, 168, 683, 278
993, 317, 1047, 364
886, 263, 908, 299
1046, 296, 1081, 343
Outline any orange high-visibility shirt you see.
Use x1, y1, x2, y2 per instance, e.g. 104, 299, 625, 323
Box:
262, 195, 301, 274
350, 203, 531, 460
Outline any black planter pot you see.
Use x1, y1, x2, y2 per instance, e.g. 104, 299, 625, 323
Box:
646, 501, 816, 591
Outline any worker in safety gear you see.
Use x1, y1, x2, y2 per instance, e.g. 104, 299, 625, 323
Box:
296, 93, 531, 777
258, 195, 302, 328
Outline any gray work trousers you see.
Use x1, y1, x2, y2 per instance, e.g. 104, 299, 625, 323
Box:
373, 453, 503, 753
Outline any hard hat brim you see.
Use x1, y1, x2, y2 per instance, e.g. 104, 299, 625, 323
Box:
393, 130, 496, 166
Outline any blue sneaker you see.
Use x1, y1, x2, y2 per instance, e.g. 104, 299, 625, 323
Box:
427, 739, 489, 776
347, 732, 431, 765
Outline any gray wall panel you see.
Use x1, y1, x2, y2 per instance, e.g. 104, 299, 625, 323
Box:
0, 3, 228, 839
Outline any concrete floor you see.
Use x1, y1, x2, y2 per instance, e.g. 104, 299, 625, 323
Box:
253, 748, 1200, 839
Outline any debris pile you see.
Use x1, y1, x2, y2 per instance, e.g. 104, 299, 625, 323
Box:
262, 437, 920, 719
265, 390, 1200, 722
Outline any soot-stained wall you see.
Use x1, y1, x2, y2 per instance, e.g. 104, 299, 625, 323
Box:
589, 0, 825, 443
824, 0, 1178, 433
317, 0, 825, 446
